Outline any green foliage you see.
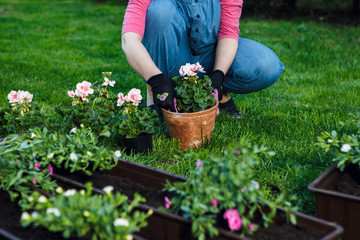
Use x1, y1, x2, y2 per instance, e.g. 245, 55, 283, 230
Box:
316, 113, 360, 171
173, 74, 215, 113
163, 139, 296, 239
0, 133, 58, 201
21, 183, 153, 240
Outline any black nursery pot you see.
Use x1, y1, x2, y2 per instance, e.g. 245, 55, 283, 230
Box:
122, 133, 153, 155
308, 163, 360, 240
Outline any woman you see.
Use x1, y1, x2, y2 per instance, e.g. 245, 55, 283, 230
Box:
121, 0, 285, 118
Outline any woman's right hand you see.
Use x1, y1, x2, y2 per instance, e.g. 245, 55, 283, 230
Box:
147, 73, 176, 112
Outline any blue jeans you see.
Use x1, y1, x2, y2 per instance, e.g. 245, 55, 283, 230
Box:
142, 0, 285, 94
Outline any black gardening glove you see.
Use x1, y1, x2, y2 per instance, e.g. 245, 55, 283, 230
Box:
147, 73, 176, 112
210, 70, 224, 101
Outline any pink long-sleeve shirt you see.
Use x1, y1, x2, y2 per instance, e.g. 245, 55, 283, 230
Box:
122, 0, 243, 41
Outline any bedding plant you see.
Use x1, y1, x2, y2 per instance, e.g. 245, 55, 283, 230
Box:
0, 90, 52, 137
20, 183, 153, 240
316, 112, 360, 171
57, 72, 121, 138
115, 88, 159, 138
162, 138, 296, 240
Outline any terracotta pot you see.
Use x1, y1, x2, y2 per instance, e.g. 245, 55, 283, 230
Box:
53, 159, 344, 240
122, 133, 153, 155
161, 100, 219, 150
308, 163, 360, 240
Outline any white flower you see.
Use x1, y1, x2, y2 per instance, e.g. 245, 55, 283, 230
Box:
117, 92, 126, 107
8, 90, 19, 103
80, 189, 85, 195
21, 212, 31, 221
179, 63, 197, 77
103, 186, 114, 194
31, 133, 36, 138
70, 152, 78, 161
46, 208, 61, 217
68, 91, 75, 98
87, 151, 92, 156
38, 195, 47, 203
114, 150, 121, 158
102, 77, 115, 87
63, 189, 76, 197
70, 127, 77, 134
17, 91, 33, 104
341, 144, 351, 153
113, 218, 130, 227
31, 212, 39, 219
47, 153, 54, 159
76, 80, 94, 96
127, 88, 142, 106
56, 187, 63, 194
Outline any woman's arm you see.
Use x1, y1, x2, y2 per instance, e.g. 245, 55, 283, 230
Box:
121, 32, 161, 81
213, 38, 238, 75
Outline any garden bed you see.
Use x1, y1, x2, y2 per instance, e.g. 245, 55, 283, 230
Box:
52, 159, 343, 240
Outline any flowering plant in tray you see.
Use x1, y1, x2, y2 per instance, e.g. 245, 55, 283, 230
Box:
163, 138, 296, 240
21, 183, 152, 240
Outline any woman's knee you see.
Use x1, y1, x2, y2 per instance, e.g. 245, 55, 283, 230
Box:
223, 38, 285, 94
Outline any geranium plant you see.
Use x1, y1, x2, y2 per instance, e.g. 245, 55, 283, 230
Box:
115, 88, 159, 138
316, 112, 360, 171
21, 183, 152, 240
0, 90, 50, 137
162, 138, 296, 240
57, 72, 120, 137
170, 62, 215, 113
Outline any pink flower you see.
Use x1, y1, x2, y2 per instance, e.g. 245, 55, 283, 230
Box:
211, 198, 218, 206
117, 93, 126, 107
102, 77, 115, 87
34, 163, 41, 169
195, 62, 206, 73
223, 209, 239, 220
7, 90, 19, 103
48, 164, 53, 176
164, 196, 171, 209
196, 160, 203, 170
224, 209, 242, 231
127, 88, 142, 106
32, 178, 37, 184
234, 150, 240, 155
68, 90, 75, 98
179, 63, 197, 77
248, 224, 255, 231
75, 89, 88, 102
17, 91, 33, 104
76, 81, 94, 96
159, 94, 167, 101
228, 215, 242, 231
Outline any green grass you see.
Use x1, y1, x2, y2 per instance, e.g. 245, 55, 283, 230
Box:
1, 0, 359, 215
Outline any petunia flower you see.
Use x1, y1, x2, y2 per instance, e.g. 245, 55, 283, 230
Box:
164, 196, 171, 209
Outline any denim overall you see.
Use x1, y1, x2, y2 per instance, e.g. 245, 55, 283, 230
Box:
142, 0, 285, 94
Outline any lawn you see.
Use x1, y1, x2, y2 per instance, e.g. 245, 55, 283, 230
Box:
0, 0, 359, 215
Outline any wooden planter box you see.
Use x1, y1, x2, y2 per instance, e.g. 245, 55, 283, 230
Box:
308, 163, 360, 240
52, 159, 343, 240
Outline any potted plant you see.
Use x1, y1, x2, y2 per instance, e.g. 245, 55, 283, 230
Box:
161, 63, 219, 150
51, 139, 343, 240
57, 72, 121, 139
309, 113, 360, 240
115, 88, 159, 155
19, 183, 152, 240
0, 90, 51, 138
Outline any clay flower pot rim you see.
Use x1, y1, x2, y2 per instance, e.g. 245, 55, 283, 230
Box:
161, 100, 219, 116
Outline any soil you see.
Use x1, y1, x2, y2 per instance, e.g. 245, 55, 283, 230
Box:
57, 170, 325, 240
0, 190, 86, 240
332, 171, 360, 196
